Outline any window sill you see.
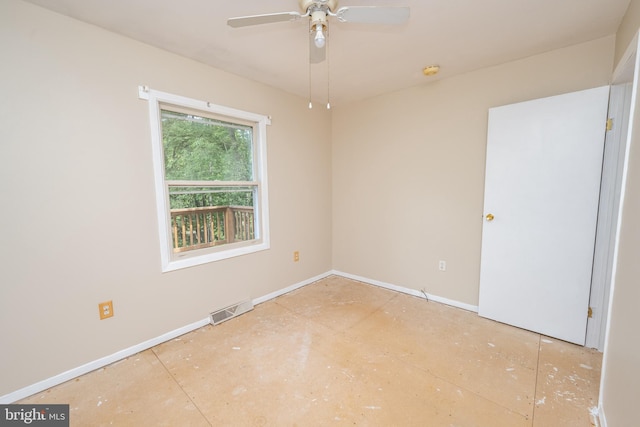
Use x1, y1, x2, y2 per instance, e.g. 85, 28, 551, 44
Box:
162, 240, 270, 272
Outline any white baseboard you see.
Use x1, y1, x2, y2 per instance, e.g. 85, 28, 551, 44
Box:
252, 271, 333, 305
1, 269, 474, 403
598, 404, 608, 427
0, 317, 211, 404
331, 270, 479, 313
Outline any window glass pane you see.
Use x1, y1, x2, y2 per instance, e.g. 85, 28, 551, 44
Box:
161, 109, 254, 181
168, 186, 254, 210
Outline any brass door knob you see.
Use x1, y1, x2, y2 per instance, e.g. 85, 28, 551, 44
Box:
485, 213, 495, 222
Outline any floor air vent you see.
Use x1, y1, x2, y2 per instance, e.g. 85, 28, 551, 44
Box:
210, 300, 254, 325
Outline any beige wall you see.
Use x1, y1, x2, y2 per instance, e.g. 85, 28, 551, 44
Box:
601, 0, 640, 424
615, 0, 639, 65
0, 0, 332, 396
332, 36, 615, 306
601, 90, 640, 425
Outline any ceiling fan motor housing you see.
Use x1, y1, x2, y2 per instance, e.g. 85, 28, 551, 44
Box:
299, 0, 338, 13
311, 10, 328, 30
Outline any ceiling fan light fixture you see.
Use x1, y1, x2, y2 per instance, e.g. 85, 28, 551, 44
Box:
228, 1, 411, 109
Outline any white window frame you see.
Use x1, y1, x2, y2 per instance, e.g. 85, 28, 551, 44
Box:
139, 86, 271, 272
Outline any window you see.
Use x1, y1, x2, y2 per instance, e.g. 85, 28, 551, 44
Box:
139, 86, 270, 272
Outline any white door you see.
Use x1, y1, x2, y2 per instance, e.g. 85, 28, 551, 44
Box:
478, 86, 610, 345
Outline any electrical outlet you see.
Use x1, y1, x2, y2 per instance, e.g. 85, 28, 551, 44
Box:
293, 251, 300, 262
438, 260, 446, 271
99, 300, 114, 320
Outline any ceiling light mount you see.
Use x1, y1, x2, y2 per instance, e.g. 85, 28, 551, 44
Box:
423, 65, 440, 76
299, 0, 338, 13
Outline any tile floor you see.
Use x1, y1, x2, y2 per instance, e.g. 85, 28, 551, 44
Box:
20, 276, 602, 426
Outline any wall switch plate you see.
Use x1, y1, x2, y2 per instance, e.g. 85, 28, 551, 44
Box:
438, 260, 446, 271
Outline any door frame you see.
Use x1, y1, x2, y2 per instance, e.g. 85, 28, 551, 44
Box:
586, 33, 638, 350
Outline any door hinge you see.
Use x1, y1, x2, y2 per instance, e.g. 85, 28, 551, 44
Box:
606, 118, 613, 131
588, 306, 593, 318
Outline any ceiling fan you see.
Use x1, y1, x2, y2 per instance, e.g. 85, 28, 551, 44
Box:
228, 0, 410, 64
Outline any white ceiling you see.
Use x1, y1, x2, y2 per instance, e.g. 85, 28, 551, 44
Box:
23, 0, 630, 106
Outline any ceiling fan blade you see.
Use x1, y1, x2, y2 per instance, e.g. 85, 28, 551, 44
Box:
227, 11, 302, 28
309, 34, 326, 64
335, 7, 410, 25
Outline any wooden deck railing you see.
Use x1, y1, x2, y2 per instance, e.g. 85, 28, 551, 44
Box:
170, 206, 254, 253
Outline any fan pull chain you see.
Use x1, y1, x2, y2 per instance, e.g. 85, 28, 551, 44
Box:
326, 28, 331, 110
308, 58, 313, 109
308, 19, 313, 109
308, 78, 313, 110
